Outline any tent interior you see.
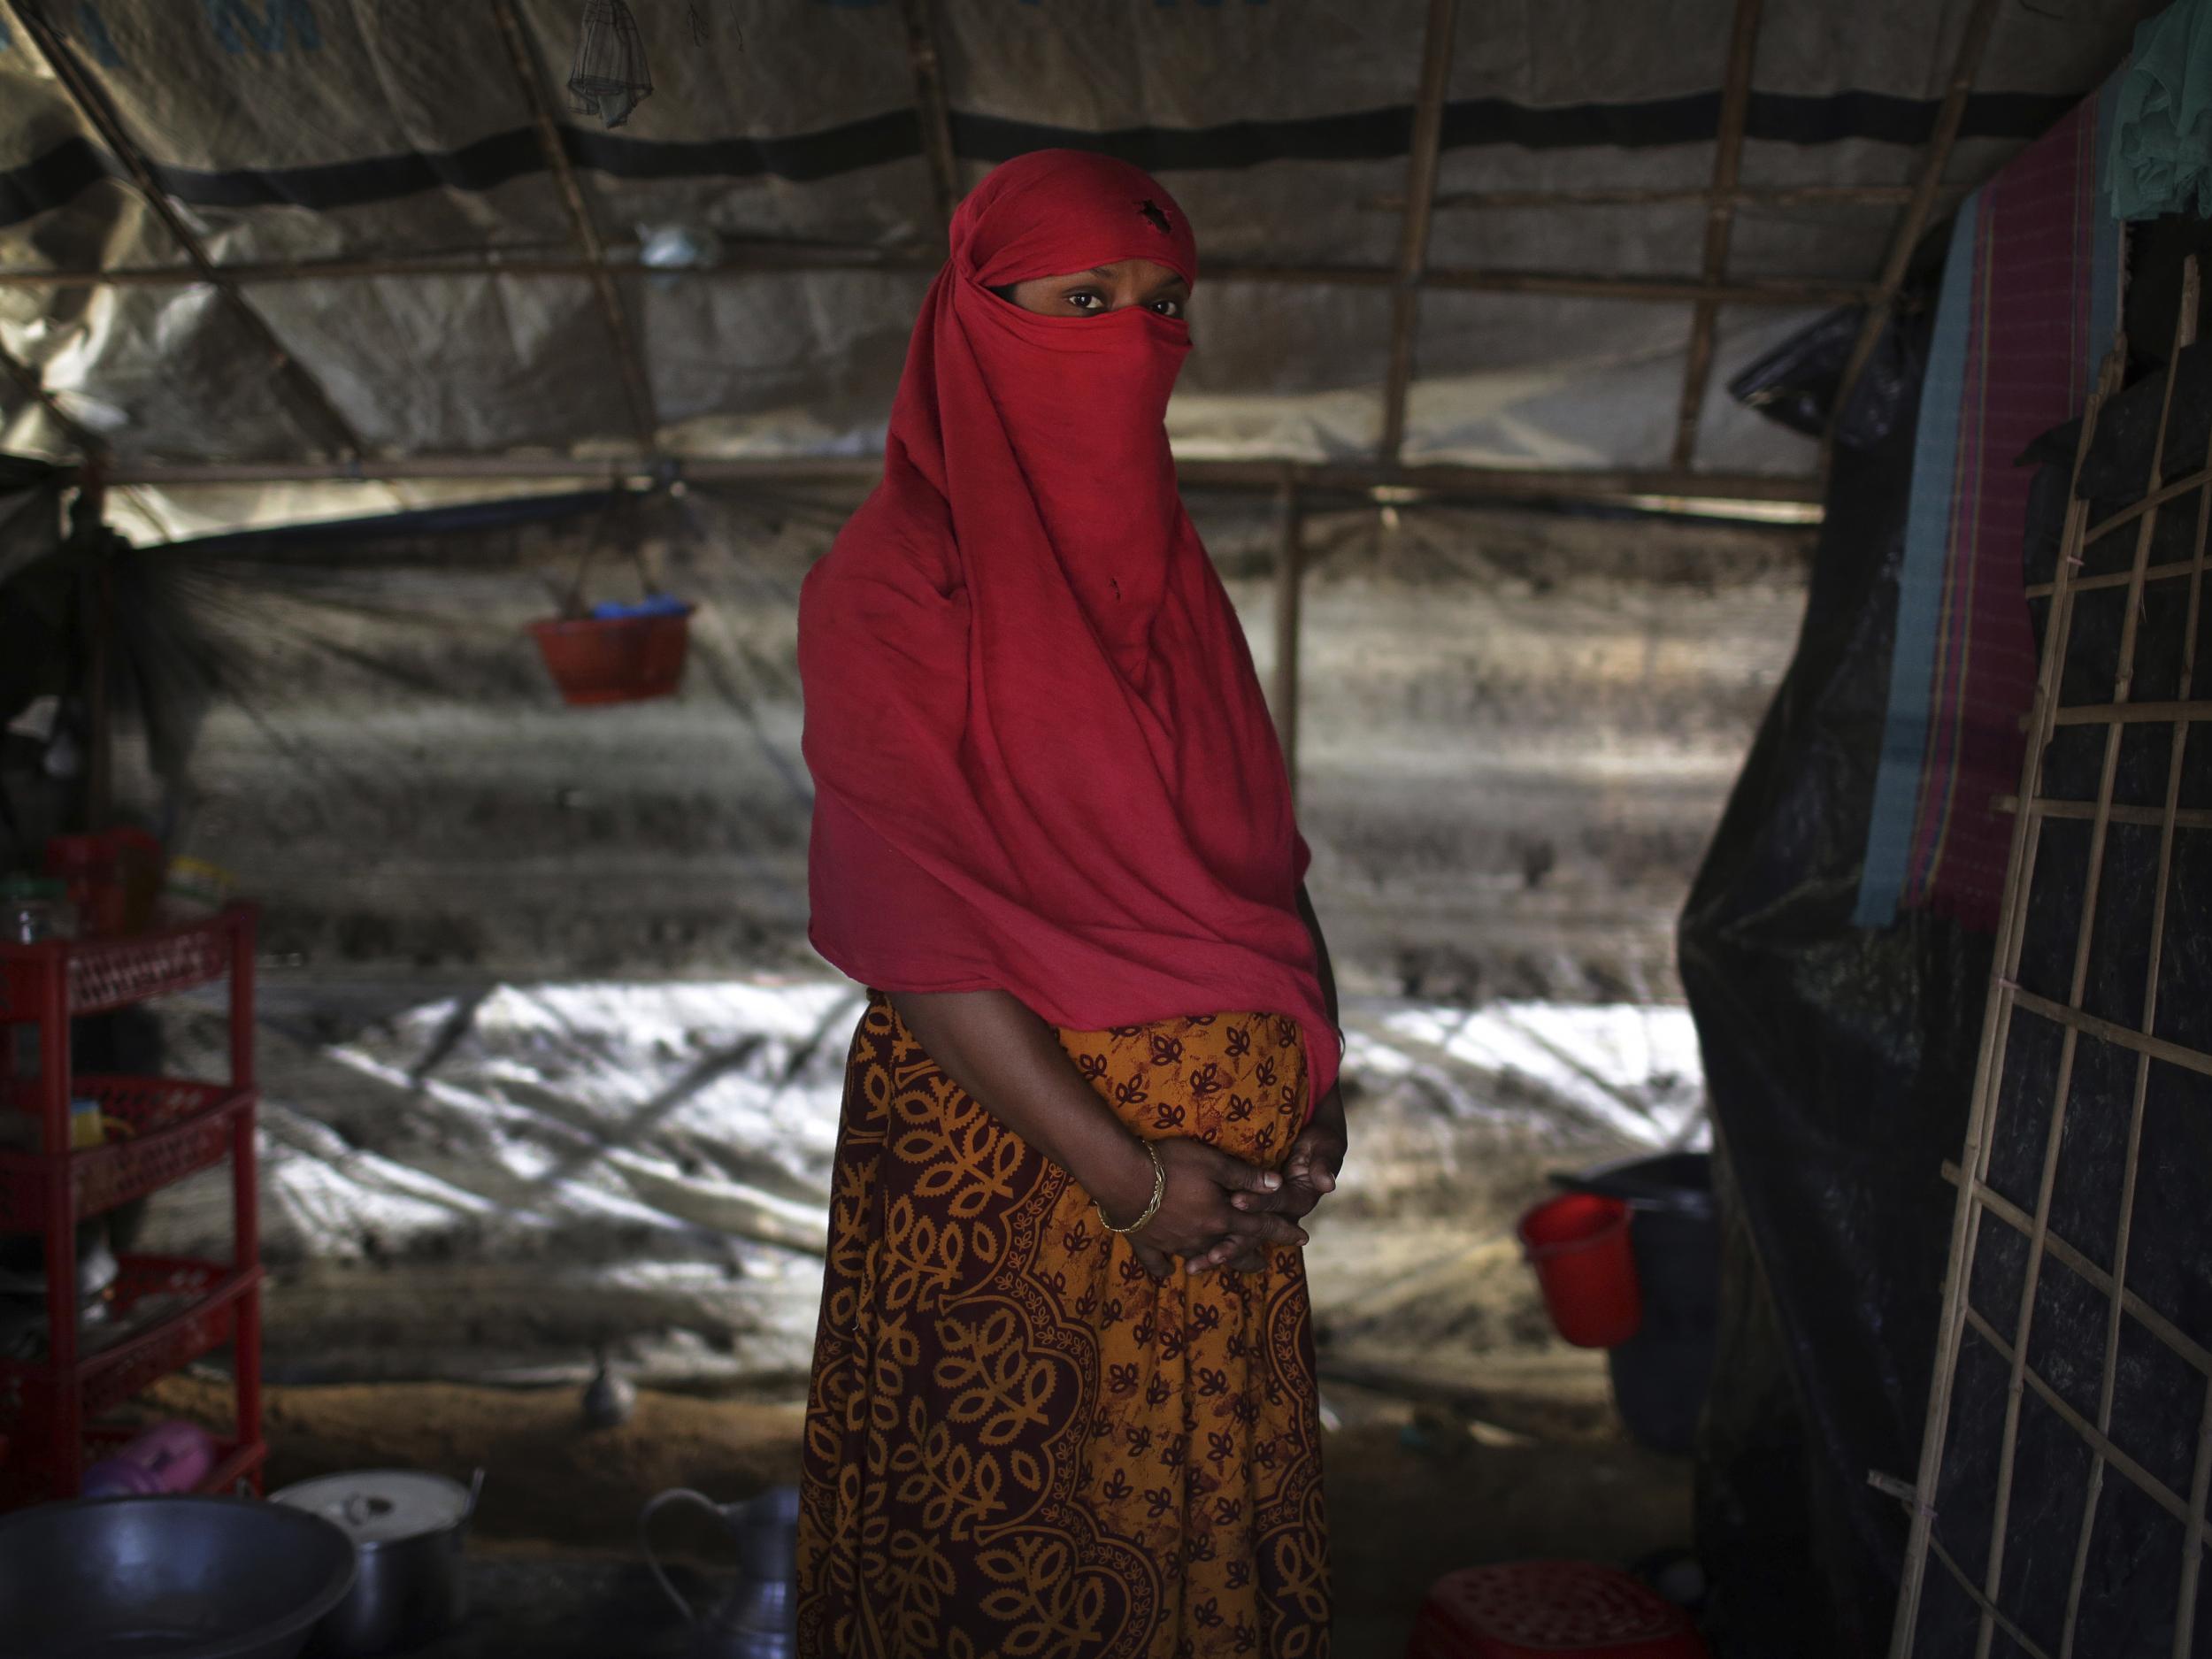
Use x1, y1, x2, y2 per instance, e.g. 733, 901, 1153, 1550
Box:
4, 1, 2210, 1655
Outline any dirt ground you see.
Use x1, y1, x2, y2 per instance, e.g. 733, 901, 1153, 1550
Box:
110, 967, 1707, 1653
144, 1354, 1691, 1659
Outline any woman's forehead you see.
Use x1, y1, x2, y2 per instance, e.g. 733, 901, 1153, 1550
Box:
1041, 258, 1187, 288
959, 152, 1198, 289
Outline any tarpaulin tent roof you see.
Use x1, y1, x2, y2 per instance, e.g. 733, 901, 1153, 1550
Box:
0, 0, 2162, 538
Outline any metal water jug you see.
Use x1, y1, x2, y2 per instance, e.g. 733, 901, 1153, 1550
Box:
640, 1483, 799, 1659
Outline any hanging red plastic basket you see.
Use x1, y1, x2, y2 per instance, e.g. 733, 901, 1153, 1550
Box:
530, 599, 694, 706
530, 490, 693, 706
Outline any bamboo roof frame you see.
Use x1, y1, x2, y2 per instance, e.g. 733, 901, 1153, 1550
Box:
0, 255, 1876, 308
1, 0, 365, 461
0, 0, 2017, 511
1373, 182, 1916, 212
1377, 0, 1458, 466
88, 450, 1824, 508
1671, 0, 1765, 470
897, 0, 962, 244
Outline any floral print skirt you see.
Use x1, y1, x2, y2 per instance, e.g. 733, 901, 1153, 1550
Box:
795, 993, 1330, 1657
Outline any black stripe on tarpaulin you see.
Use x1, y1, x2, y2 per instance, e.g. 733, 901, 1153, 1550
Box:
563, 111, 922, 182
0, 88, 2083, 231
956, 88, 2080, 168
150, 128, 543, 212
0, 113, 920, 226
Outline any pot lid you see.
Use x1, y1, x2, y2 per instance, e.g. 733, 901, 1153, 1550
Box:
272, 1469, 473, 1543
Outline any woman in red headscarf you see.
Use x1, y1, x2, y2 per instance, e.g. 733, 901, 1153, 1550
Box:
795, 150, 1345, 1655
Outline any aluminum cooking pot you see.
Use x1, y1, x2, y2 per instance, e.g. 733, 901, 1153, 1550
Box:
271, 1468, 482, 1657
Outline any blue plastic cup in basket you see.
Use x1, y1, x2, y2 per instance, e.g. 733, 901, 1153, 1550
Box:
530, 597, 694, 706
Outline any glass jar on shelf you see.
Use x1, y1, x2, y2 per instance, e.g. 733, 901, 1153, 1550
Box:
0, 875, 79, 944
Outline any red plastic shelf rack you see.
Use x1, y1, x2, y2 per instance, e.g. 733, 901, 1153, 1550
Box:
0, 906, 261, 1506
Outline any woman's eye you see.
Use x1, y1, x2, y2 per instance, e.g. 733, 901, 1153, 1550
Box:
1151, 298, 1184, 319
1066, 291, 1103, 311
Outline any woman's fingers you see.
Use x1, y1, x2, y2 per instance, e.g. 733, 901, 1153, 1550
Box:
1222, 1209, 1307, 1249
1194, 1241, 1271, 1276
1272, 1127, 1344, 1202
1202, 1146, 1283, 1195
1232, 1182, 1318, 1220
1131, 1237, 1175, 1279
1185, 1239, 1239, 1274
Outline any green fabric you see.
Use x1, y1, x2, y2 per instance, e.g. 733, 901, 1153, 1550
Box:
2110, 0, 2212, 220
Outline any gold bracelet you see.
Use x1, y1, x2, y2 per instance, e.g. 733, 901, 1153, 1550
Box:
1095, 1140, 1164, 1235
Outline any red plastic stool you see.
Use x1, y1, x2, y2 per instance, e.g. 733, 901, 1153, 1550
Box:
1406, 1562, 1709, 1659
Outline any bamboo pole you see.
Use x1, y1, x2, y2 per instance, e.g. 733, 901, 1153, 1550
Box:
896, 0, 963, 241
2085, 465, 2212, 545
72, 468, 111, 832
2009, 987, 2212, 1084
1940, 1162, 2212, 1379
1927, 1536, 2056, 1659
2049, 699, 2212, 726
96, 451, 1824, 509
1672, 0, 1766, 470
2, 254, 1874, 309
2025, 556, 2202, 602
1180, 457, 1818, 502
0, 246, 941, 288
2001, 796, 2212, 833
488, 0, 658, 452
1378, 0, 1460, 465
1, 0, 364, 459
1962, 1304, 2205, 1537
2177, 1382, 2212, 1657
1371, 182, 1917, 212
1102, 254, 1874, 305
1825, 0, 2003, 465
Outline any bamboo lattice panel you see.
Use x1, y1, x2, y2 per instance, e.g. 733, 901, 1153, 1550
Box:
1893, 262, 2212, 1659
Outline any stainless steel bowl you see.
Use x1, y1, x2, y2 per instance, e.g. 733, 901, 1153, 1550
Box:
0, 1494, 358, 1659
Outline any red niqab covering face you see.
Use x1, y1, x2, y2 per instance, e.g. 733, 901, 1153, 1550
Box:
797, 149, 1336, 1107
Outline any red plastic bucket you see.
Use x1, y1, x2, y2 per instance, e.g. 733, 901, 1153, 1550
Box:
529, 609, 692, 705
1518, 1192, 1642, 1348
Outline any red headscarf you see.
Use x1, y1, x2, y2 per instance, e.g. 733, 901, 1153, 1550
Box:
797, 149, 1336, 1110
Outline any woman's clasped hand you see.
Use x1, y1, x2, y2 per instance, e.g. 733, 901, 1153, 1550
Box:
1112, 1136, 1311, 1282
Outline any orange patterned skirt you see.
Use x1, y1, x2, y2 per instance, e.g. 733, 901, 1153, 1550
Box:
795, 995, 1330, 1658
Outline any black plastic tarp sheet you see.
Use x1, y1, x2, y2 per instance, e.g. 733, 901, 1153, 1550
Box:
1682, 306, 1996, 1658
1689, 227, 2212, 1657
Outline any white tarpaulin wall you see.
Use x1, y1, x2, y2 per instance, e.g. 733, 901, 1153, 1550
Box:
0, 0, 2158, 534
